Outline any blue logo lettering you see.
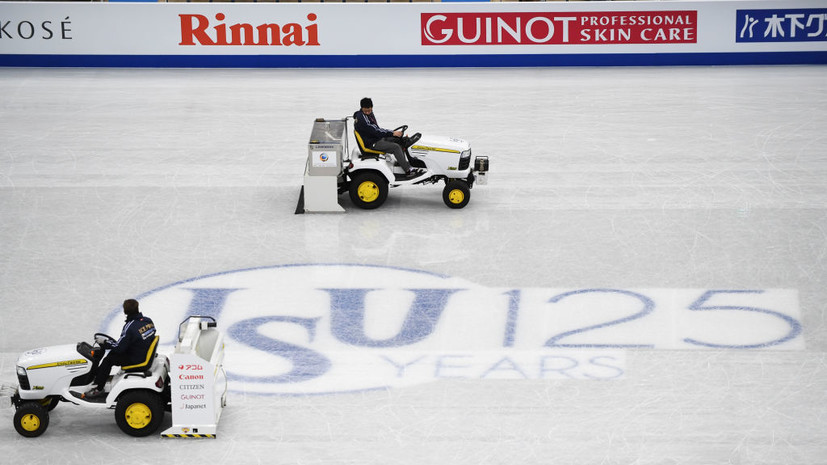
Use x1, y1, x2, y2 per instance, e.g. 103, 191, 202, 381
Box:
737, 9, 827, 42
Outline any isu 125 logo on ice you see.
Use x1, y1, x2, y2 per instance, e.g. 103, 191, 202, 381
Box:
102, 264, 802, 395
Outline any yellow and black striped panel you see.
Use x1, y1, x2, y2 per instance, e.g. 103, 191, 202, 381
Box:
162, 434, 216, 438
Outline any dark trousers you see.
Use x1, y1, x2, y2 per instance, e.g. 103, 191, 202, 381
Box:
94, 352, 127, 390
373, 138, 411, 172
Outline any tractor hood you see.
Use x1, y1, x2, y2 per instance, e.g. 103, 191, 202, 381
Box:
411, 135, 470, 155
18, 343, 90, 369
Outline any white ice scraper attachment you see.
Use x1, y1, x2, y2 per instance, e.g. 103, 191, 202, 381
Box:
161, 316, 228, 438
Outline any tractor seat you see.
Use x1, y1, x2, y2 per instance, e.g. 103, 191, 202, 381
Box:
354, 130, 385, 160
122, 335, 159, 375
354, 130, 424, 169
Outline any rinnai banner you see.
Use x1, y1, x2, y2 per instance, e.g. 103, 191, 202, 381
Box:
1, 0, 825, 67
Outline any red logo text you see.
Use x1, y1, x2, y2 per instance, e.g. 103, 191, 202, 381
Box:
180, 13, 320, 46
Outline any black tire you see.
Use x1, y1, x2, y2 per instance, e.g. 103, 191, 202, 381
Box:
13, 402, 50, 438
115, 390, 165, 437
443, 181, 471, 209
349, 172, 389, 210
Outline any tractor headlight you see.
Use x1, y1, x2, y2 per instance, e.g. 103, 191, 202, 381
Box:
458, 150, 472, 170
16, 366, 30, 390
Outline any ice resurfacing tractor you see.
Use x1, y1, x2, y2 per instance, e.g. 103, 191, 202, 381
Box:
298, 117, 489, 212
3, 316, 226, 438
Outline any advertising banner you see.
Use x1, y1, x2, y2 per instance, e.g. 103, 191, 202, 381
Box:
1, 0, 825, 67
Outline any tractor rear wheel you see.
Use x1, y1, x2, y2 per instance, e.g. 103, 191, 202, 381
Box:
115, 390, 165, 437
349, 172, 389, 210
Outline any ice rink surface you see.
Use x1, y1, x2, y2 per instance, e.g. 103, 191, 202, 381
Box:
1, 65, 826, 464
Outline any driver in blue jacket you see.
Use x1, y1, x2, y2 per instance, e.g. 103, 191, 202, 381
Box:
354, 97, 424, 178
83, 299, 156, 400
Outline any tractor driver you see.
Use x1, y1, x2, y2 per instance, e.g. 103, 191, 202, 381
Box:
354, 97, 424, 178
83, 299, 156, 400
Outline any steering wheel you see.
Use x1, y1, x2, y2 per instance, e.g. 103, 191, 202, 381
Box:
93, 332, 116, 347
393, 125, 408, 135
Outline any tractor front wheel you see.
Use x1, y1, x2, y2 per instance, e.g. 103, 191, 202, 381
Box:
13, 402, 50, 438
443, 181, 471, 209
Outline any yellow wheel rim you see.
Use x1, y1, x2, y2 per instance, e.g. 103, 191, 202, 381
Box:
124, 403, 152, 429
20, 413, 41, 432
447, 189, 465, 204
357, 181, 380, 203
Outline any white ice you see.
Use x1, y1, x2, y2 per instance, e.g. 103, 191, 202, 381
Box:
1, 66, 826, 464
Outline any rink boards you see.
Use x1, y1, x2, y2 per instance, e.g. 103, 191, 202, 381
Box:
1, 0, 826, 67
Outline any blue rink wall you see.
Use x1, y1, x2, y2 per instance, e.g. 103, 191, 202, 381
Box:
1, 0, 826, 67
3, 51, 827, 68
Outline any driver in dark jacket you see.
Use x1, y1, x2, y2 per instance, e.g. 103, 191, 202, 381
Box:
83, 299, 156, 400
354, 97, 423, 177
